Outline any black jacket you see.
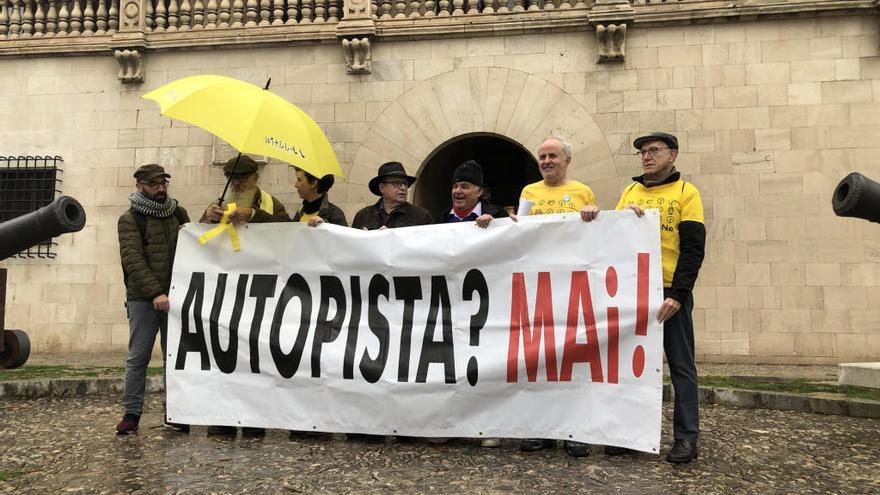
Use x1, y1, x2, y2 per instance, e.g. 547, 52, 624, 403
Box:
435, 201, 509, 224
351, 200, 433, 230
292, 194, 348, 226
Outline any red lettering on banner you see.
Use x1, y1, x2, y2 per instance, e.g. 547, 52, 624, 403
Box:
507, 272, 559, 383
632, 253, 650, 378
605, 267, 619, 384
560, 272, 604, 383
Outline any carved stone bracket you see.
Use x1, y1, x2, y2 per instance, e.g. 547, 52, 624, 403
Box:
113, 49, 145, 83
588, 0, 634, 64
336, 0, 376, 75
342, 38, 371, 74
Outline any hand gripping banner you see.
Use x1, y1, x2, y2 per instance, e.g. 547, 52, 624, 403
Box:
167, 211, 665, 453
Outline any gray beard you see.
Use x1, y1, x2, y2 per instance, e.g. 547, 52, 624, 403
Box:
225, 187, 258, 208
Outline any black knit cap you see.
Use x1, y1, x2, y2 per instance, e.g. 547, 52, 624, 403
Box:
633, 132, 679, 151
452, 160, 484, 187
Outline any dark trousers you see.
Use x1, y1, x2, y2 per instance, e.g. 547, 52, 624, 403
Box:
664, 289, 699, 441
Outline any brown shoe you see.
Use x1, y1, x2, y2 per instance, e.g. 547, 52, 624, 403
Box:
115, 413, 140, 435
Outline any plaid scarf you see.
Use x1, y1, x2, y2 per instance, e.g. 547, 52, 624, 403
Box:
128, 191, 179, 218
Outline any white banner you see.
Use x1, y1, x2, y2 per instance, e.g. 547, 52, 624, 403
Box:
167, 211, 665, 453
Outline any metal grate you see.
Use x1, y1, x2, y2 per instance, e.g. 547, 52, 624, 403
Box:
0, 156, 63, 259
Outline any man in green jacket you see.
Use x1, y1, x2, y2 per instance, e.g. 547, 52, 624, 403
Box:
116, 164, 190, 434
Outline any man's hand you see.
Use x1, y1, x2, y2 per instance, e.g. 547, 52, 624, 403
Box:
227, 207, 254, 225
580, 205, 599, 222
625, 204, 645, 217
307, 216, 325, 227
475, 214, 493, 229
153, 294, 170, 312
657, 297, 681, 323
204, 204, 224, 223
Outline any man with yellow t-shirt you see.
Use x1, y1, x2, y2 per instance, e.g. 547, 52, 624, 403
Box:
606, 132, 706, 464
517, 137, 598, 459
519, 137, 599, 222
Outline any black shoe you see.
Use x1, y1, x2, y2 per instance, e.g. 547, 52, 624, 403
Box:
163, 422, 190, 433
564, 441, 591, 457
666, 439, 698, 464
207, 425, 237, 436
115, 413, 140, 435
242, 427, 266, 438
604, 445, 633, 456
519, 438, 555, 452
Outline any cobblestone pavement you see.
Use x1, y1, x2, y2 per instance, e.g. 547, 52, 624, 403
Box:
1, 395, 878, 494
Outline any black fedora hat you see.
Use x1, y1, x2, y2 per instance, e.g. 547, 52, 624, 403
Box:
368, 161, 417, 196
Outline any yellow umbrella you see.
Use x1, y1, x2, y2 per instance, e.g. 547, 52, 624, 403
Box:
142, 74, 343, 186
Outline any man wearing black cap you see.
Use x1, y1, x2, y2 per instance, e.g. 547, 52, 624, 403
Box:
436, 160, 509, 228
201, 155, 290, 224
605, 132, 706, 463
116, 164, 190, 435
351, 161, 432, 230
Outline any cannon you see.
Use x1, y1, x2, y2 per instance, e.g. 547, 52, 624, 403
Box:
832, 172, 880, 223
0, 196, 87, 368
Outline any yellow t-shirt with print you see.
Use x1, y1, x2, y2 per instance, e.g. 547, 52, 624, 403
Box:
520, 180, 597, 215
616, 179, 704, 287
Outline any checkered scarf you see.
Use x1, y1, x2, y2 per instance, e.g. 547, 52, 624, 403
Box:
128, 191, 179, 218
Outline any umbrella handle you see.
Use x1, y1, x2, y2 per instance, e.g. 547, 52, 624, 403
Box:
217, 152, 242, 205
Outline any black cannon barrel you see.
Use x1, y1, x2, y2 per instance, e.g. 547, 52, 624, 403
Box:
832, 172, 880, 224
0, 196, 87, 261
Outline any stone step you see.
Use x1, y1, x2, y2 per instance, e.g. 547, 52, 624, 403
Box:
839, 362, 880, 390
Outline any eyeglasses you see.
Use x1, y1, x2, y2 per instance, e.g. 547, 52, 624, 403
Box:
382, 181, 409, 189
139, 180, 169, 189
635, 147, 671, 158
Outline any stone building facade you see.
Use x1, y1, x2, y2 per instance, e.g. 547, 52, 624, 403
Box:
1, 0, 879, 363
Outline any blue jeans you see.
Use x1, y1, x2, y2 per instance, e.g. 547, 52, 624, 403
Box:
664, 289, 699, 441
122, 300, 167, 416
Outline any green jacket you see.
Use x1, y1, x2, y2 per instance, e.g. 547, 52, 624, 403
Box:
118, 207, 190, 302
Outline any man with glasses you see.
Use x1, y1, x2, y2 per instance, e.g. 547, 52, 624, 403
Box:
603, 132, 705, 463
351, 161, 432, 230
116, 164, 190, 434
201, 155, 290, 225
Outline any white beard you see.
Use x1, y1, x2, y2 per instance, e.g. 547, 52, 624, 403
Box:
225, 186, 258, 209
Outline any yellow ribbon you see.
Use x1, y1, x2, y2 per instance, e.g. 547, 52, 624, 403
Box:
198, 202, 241, 251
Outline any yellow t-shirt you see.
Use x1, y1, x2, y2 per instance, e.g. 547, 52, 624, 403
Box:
520, 180, 597, 215
616, 179, 704, 287
298, 211, 319, 224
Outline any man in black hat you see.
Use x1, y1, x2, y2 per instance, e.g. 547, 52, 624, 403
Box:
601, 132, 705, 463
201, 155, 290, 224
351, 161, 432, 230
436, 160, 508, 229
116, 164, 190, 435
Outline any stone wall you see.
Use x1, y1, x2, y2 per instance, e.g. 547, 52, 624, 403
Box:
1, 12, 878, 363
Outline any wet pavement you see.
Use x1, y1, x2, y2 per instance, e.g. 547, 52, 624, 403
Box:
1, 395, 878, 494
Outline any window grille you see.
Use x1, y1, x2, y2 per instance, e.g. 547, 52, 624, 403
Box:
0, 156, 64, 259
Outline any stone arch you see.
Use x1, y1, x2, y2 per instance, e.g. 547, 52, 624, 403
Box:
342, 67, 619, 211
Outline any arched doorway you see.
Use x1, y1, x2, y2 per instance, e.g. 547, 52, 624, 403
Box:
413, 133, 541, 218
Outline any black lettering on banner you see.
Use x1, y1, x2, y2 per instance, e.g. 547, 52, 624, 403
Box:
463, 269, 488, 386
360, 274, 390, 383
269, 274, 312, 379
311, 276, 347, 378
416, 276, 456, 384
393, 276, 422, 383
209, 273, 247, 374
175, 272, 211, 370
247, 274, 278, 374
343, 276, 361, 380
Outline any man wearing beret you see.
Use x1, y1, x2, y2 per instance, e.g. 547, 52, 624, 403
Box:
351, 161, 432, 230
116, 164, 190, 435
436, 160, 508, 229
201, 155, 290, 225
600, 132, 706, 463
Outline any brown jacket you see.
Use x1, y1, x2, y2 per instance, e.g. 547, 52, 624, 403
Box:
200, 187, 290, 223
351, 200, 433, 230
